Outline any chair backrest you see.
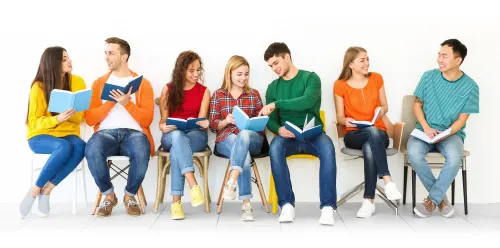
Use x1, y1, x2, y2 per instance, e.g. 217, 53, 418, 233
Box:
400, 95, 417, 152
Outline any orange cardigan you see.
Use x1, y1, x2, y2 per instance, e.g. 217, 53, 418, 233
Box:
84, 71, 155, 156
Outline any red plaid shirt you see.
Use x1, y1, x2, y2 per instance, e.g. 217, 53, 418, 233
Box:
209, 88, 264, 142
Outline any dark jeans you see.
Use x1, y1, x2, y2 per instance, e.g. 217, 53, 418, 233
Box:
28, 135, 86, 188
344, 126, 390, 199
269, 133, 337, 209
85, 128, 150, 196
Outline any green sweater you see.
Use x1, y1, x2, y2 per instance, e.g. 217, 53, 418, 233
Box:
265, 69, 323, 134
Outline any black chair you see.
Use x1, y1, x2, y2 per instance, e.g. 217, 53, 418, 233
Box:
214, 135, 270, 214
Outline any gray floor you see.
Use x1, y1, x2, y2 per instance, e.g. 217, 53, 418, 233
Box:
3, 202, 500, 233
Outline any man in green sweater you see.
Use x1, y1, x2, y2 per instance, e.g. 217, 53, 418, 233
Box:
259, 42, 337, 225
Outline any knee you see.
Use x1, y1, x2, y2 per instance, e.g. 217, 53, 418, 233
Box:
318, 134, 335, 154
269, 138, 284, 157
73, 139, 86, 157
445, 153, 463, 169
58, 140, 74, 154
170, 130, 185, 141
237, 130, 252, 143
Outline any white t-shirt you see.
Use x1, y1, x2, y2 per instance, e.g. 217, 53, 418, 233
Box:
98, 74, 143, 132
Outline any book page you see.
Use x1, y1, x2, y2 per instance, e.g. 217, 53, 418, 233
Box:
286, 121, 303, 133
303, 116, 316, 131
371, 107, 382, 124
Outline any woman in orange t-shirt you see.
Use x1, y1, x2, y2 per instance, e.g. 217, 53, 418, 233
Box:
333, 47, 402, 218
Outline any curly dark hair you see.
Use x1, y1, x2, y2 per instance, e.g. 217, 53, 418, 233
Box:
166, 51, 203, 113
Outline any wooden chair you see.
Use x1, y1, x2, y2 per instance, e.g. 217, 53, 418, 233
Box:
153, 97, 213, 213
399, 95, 470, 215
214, 135, 271, 214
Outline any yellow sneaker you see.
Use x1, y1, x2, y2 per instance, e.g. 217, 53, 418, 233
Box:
190, 185, 205, 207
171, 200, 185, 220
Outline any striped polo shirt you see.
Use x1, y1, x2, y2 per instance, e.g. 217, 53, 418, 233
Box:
413, 69, 479, 141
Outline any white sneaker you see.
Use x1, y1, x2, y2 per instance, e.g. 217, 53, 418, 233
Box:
318, 206, 335, 226
241, 202, 255, 221
356, 199, 376, 218
385, 182, 402, 200
222, 180, 237, 200
278, 204, 295, 223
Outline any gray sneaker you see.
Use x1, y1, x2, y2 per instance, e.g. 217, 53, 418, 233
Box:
241, 202, 255, 221
438, 196, 455, 218
414, 197, 436, 218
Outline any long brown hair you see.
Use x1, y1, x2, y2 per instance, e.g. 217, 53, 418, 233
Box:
166, 51, 203, 113
337, 46, 370, 81
220, 55, 252, 93
26, 46, 71, 124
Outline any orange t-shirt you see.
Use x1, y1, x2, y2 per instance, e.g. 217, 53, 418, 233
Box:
333, 72, 386, 132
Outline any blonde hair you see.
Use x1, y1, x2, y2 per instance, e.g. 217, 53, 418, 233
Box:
337, 46, 371, 81
221, 55, 252, 93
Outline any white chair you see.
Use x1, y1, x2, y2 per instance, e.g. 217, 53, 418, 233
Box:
30, 123, 88, 215
91, 156, 147, 215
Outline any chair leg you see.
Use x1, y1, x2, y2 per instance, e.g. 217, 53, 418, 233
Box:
73, 169, 78, 215
269, 173, 279, 214
82, 160, 88, 206
252, 161, 270, 213
217, 163, 230, 206
154, 156, 164, 213
403, 163, 408, 205
139, 186, 147, 207
160, 160, 170, 204
203, 155, 211, 213
462, 168, 468, 215
137, 185, 146, 214
92, 191, 102, 215
452, 180, 455, 206
30, 159, 34, 215
412, 169, 416, 214
217, 163, 231, 214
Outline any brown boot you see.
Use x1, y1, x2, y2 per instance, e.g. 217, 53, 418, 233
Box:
124, 196, 141, 216
97, 194, 118, 217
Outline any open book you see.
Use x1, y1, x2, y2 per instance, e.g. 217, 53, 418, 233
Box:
166, 117, 206, 131
410, 128, 452, 144
48, 89, 92, 113
285, 115, 323, 141
232, 106, 269, 132
100, 75, 143, 102
351, 107, 382, 128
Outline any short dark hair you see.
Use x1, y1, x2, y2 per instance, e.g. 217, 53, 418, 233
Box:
105, 37, 131, 61
441, 39, 467, 64
264, 42, 291, 61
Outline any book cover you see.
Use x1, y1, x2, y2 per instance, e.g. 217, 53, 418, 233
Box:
48, 89, 92, 113
100, 75, 143, 102
351, 107, 382, 128
232, 106, 269, 132
166, 117, 206, 131
284, 115, 323, 141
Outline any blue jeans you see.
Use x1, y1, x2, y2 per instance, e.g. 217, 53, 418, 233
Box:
161, 129, 208, 196
28, 135, 86, 188
407, 134, 464, 205
215, 130, 263, 200
344, 126, 390, 199
269, 133, 337, 209
85, 128, 150, 196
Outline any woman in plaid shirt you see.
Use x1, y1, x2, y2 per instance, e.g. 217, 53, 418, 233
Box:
209, 55, 265, 221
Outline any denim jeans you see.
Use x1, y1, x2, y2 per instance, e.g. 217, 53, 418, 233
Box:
407, 134, 464, 205
269, 133, 337, 209
344, 126, 390, 199
85, 128, 150, 196
28, 135, 86, 188
215, 130, 263, 200
161, 129, 208, 196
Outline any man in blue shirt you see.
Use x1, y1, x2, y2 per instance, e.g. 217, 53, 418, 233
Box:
408, 39, 479, 218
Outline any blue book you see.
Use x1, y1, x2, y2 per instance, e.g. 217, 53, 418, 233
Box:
166, 117, 206, 131
285, 115, 323, 141
351, 107, 381, 128
232, 106, 269, 132
48, 89, 92, 113
100, 75, 143, 102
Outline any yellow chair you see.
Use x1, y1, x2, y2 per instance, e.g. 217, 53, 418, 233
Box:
268, 111, 326, 213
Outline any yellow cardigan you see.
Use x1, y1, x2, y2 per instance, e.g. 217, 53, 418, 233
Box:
26, 75, 86, 140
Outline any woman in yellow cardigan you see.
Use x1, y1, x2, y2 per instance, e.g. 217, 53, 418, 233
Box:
21, 47, 87, 218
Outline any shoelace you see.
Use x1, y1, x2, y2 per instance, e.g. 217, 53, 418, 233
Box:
423, 198, 434, 211
101, 200, 111, 210
126, 199, 138, 207
172, 202, 182, 212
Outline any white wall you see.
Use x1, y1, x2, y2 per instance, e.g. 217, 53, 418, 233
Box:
1, 0, 499, 205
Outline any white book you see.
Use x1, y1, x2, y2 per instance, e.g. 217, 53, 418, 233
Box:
410, 128, 452, 144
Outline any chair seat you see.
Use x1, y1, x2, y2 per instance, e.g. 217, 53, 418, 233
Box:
341, 147, 398, 157
156, 146, 212, 157
107, 156, 130, 161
